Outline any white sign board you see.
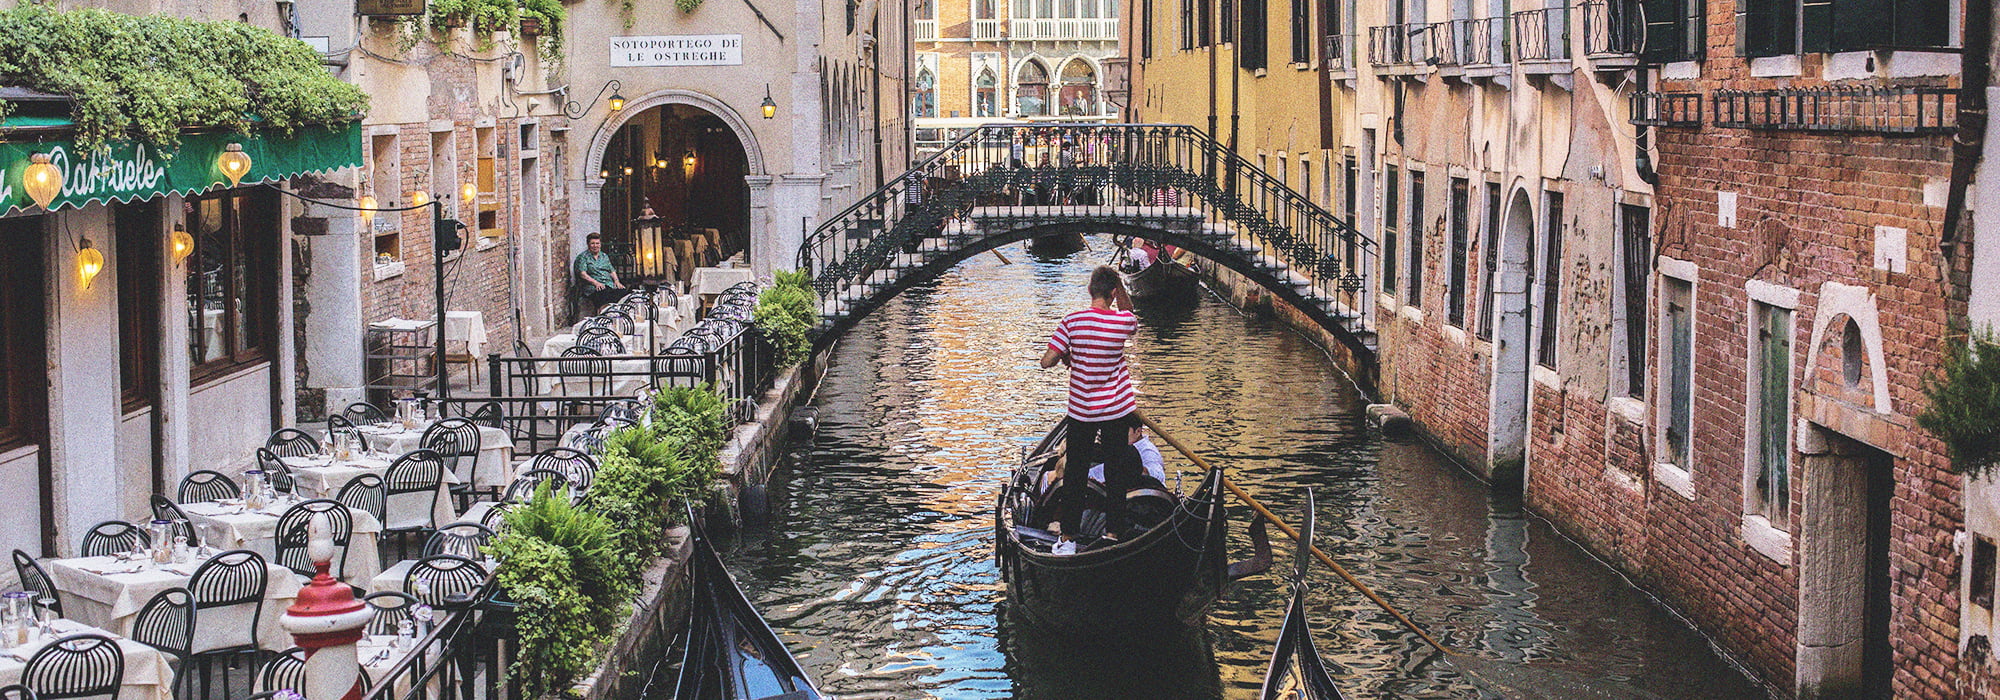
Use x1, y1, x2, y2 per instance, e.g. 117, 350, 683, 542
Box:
610, 35, 744, 67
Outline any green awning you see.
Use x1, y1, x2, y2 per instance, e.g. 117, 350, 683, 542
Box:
0, 120, 361, 215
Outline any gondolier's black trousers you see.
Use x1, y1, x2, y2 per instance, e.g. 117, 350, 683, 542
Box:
1057, 413, 1142, 538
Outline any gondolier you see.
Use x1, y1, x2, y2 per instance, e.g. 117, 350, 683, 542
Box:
1040, 266, 1141, 551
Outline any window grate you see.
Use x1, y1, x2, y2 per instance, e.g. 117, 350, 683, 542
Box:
1631, 91, 1703, 127
1711, 86, 1955, 134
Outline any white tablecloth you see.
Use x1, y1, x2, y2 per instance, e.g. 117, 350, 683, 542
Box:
444, 311, 488, 360
174, 501, 385, 585
358, 634, 443, 699
366, 557, 498, 595
47, 555, 304, 653
527, 353, 654, 397
354, 423, 515, 490
691, 267, 756, 297
541, 332, 646, 359
0, 620, 176, 700
282, 454, 461, 530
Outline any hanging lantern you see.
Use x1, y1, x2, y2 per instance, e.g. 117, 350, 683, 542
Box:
22, 153, 62, 209
218, 143, 253, 187
357, 195, 379, 225
761, 84, 778, 120
608, 92, 627, 112
77, 238, 105, 290
170, 225, 195, 264
681, 151, 698, 181
654, 155, 669, 170
409, 191, 430, 207
623, 166, 634, 176
461, 181, 478, 204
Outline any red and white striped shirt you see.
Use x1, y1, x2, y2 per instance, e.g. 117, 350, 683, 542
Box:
1048, 307, 1140, 421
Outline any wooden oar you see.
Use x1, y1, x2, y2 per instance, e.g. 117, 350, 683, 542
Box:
1134, 410, 1454, 657
991, 248, 1013, 265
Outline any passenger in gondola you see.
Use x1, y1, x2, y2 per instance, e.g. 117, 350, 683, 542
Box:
1040, 266, 1140, 554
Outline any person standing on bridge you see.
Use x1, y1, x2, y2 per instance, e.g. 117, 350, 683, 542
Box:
1040, 266, 1140, 553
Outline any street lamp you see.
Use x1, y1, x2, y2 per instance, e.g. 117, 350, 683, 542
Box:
633, 206, 670, 282
761, 84, 778, 119
681, 151, 698, 181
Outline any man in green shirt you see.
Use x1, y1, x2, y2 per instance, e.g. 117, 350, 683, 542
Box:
575, 233, 626, 307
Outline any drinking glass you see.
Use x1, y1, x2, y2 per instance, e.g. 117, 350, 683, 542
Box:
34, 597, 56, 636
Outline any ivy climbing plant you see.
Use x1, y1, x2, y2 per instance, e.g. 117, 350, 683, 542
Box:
0, 3, 368, 154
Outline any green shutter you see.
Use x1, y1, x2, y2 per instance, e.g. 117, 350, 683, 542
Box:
1757, 305, 1792, 520
1736, 0, 1796, 57
1639, 0, 1686, 61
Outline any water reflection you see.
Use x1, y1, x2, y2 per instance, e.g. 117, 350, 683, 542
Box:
697, 239, 1762, 699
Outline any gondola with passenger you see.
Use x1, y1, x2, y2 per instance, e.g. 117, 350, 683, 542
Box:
994, 420, 1269, 635
1260, 489, 1347, 700
672, 519, 823, 700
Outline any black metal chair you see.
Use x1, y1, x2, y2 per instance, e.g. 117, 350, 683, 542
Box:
185, 548, 267, 698
383, 450, 446, 544
363, 591, 418, 637
576, 326, 625, 355
599, 308, 638, 337
273, 500, 353, 580
0, 684, 35, 700
556, 346, 613, 402
502, 468, 572, 504
21, 633, 123, 700
264, 428, 322, 458
11, 550, 61, 617
476, 503, 514, 533
528, 447, 599, 494
343, 402, 389, 425
129, 586, 195, 700
254, 449, 296, 495
176, 470, 240, 504
420, 419, 484, 507
421, 522, 495, 560
598, 399, 644, 425
404, 555, 488, 610
148, 495, 201, 548
79, 521, 149, 558
253, 647, 308, 694
327, 414, 371, 453
466, 401, 505, 430
336, 474, 388, 528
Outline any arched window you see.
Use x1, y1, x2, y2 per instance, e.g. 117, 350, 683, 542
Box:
1058, 59, 1096, 116
975, 70, 998, 117
913, 69, 937, 119
1015, 60, 1050, 116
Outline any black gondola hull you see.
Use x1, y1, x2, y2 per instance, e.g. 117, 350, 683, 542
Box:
1025, 232, 1087, 255
1119, 258, 1201, 302
995, 424, 1231, 636
674, 525, 823, 700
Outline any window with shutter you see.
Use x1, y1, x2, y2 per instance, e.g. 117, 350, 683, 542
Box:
1292, 0, 1312, 62
1537, 192, 1564, 368
1662, 276, 1694, 466
1637, 0, 1686, 61
1736, 0, 1796, 56
1751, 301, 1793, 529
1240, 0, 1269, 68
1448, 179, 1470, 328
1408, 172, 1425, 308
1382, 166, 1400, 294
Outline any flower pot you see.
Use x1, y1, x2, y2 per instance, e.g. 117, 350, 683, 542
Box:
520, 17, 543, 36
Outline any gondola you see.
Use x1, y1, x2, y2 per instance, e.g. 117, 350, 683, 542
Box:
1260, 490, 1347, 700
673, 520, 823, 700
1118, 254, 1202, 302
994, 420, 1269, 635
1025, 232, 1087, 255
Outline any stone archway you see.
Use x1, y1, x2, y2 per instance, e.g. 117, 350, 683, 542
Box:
1488, 185, 1536, 488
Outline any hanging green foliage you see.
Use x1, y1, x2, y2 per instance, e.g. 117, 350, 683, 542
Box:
676, 0, 706, 13
519, 0, 567, 50
0, 3, 368, 154
1919, 332, 2000, 478
427, 0, 517, 32
755, 271, 819, 367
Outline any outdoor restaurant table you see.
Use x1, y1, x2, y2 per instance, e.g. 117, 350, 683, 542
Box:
282, 452, 462, 529
45, 553, 303, 653
444, 310, 488, 359
352, 422, 515, 490
175, 500, 386, 585
0, 619, 177, 700
357, 633, 447, 699
525, 345, 655, 397
690, 267, 756, 298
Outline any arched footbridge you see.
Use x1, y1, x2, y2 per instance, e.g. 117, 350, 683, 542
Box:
796, 124, 1380, 364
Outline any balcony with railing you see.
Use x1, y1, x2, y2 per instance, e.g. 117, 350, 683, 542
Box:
1368, 24, 1433, 73
1427, 20, 1469, 68
1630, 91, 1702, 127
1511, 6, 1570, 69
1324, 33, 1358, 77
1711, 87, 1955, 134
916, 19, 938, 40
1009, 17, 1118, 40
972, 18, 1003, 38
1579, 0, 1641, 66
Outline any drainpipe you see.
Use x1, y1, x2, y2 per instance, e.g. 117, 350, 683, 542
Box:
1943, 0, 1992, 255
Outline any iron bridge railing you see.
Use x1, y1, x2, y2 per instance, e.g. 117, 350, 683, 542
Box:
797, 123, 1380, 349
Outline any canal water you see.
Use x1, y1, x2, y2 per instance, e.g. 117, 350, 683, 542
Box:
692, 240, 1765, 699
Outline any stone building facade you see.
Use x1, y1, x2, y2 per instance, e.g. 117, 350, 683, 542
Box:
1129, 0, 1986, 693
913, 0, 1121, 122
